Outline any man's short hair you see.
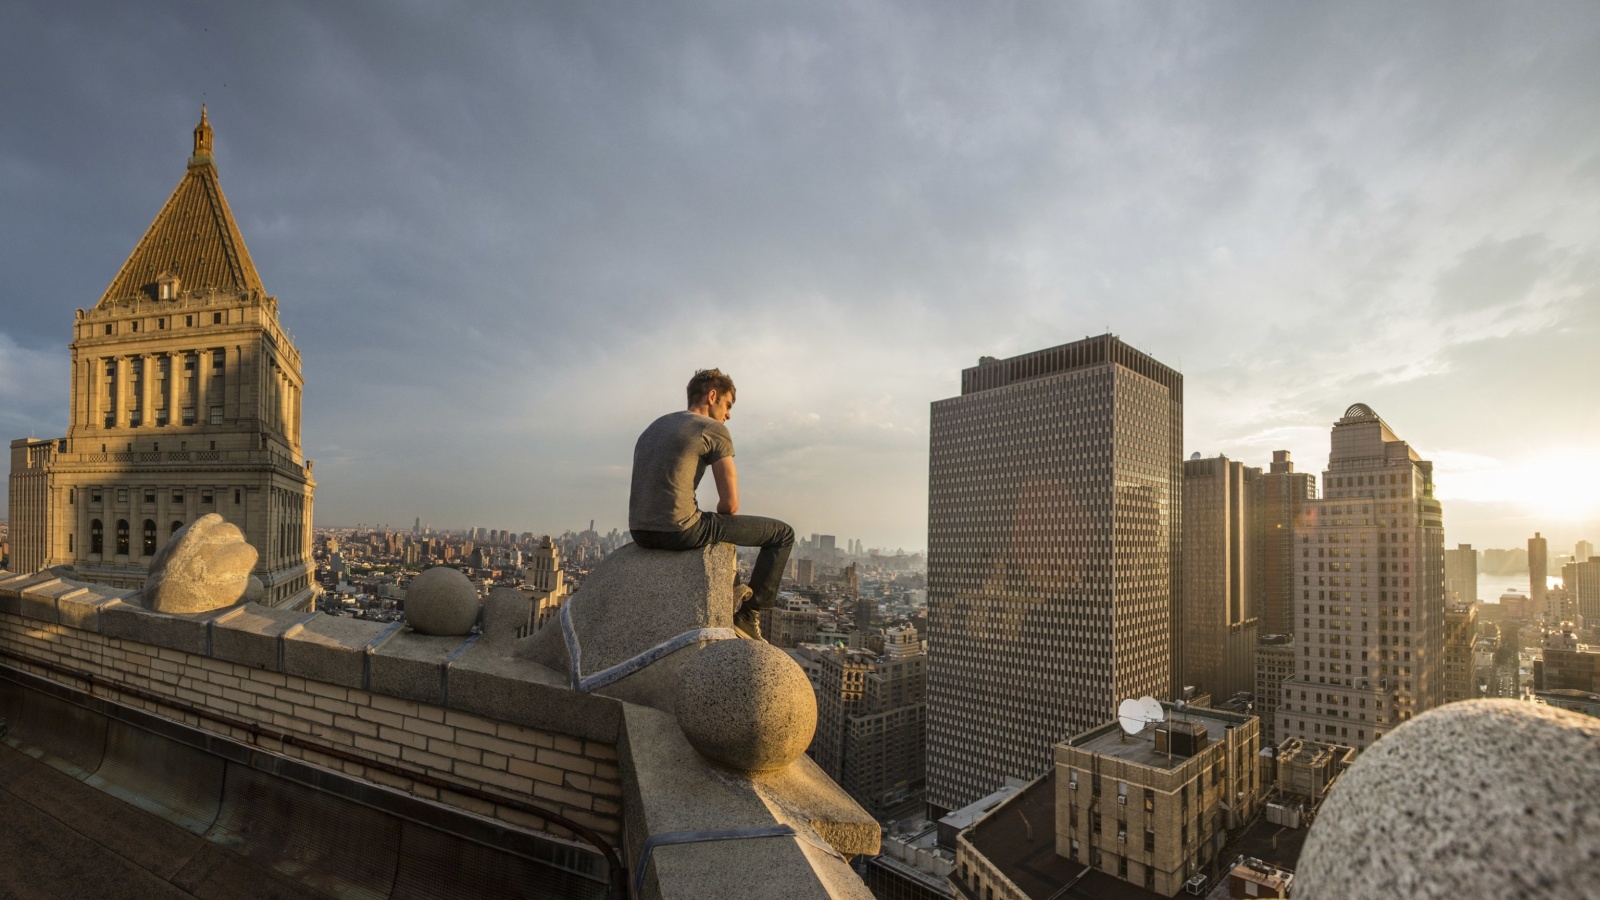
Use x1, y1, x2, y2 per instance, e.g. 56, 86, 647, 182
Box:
687, 368, 736, 406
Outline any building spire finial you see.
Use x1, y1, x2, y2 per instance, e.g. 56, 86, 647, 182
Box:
191, 105, 214, 165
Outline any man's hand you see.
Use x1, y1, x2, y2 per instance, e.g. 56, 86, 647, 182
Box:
712, 456, 740, 515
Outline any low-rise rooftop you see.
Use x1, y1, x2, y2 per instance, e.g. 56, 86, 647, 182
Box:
1067, 704, 1254, 770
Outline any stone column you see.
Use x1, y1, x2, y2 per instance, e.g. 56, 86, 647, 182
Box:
86, 359, 100, 432
195, 348, 210, 425
138, 355, 153, 427
115, 356, 131, 429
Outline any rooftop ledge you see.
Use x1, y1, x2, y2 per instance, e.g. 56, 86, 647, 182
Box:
0, 551, 878, 900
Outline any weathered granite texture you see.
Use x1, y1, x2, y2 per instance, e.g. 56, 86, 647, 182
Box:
402, 566, 480, 636
211, 604, 316, 670
1298, 699, 1600, 899
519, 543, 740, 712
620, 704, 877, 900
143, 514, 258, 614
675, 639, 817, 772
480, 586, 534, 647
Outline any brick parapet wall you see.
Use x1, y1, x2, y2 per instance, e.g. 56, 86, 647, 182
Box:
0, 570, 622, 845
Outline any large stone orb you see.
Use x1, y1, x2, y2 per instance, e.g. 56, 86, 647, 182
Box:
1297, 700, 1600, 899
673, 639, 817, 773
403, 567, 481, 636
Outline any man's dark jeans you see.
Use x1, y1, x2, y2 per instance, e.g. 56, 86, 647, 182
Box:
631, 514, 794, 610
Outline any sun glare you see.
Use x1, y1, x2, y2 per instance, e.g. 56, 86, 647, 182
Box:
1441, 450, 1600, 522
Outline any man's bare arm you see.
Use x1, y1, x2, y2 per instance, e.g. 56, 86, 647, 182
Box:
712, 456, 739, 515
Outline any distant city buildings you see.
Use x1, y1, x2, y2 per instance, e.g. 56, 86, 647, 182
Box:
1530, 532, 1549, 617
1444, 543, 1479, 604
1563, 555, 1600, 624
1277, 404, 1446, 752
762, 595, 821, 648
926, 334, 1182, 814
1181, 454, 1262, 703
809, 625, 927, 818
7, 110, 314, 608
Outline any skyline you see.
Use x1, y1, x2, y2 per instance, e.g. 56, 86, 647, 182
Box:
3, 3, 1598, 551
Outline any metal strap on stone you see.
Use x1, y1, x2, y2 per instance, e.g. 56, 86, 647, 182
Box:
631, 824, 844, 898
559, 603, 738, 693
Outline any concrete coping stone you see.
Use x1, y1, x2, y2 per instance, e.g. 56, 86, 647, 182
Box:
368, 630, 476, 705
210, 604, 320, 671
619, 704, 877, 900
0, 573, 68, 617
282, 613, 395, 690
449, 640, 623, 744
99, 598, 235, 656
56, 584, 132, 633
17, 578, 72, 623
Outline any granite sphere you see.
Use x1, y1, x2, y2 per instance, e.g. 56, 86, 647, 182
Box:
673, 639, 817, 773
404, 567, 481, 636
1297, 699, 1600, 899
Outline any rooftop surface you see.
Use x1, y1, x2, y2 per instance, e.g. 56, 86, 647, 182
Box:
0, 741, 323, 900
962, 771, 1163, 900
1070, 706, 1251, 770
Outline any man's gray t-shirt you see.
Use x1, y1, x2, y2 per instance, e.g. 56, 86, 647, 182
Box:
629, 411, 735, 533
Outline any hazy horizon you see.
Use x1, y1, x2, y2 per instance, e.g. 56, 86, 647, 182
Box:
2, 2, 1597, 552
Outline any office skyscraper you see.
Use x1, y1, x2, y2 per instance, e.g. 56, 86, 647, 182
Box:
1277, 404, 1445, 752
7, 110, 315, 608
926, 334, 1181, 813
1257, 450, 1317, 636
1181, 454, 1261, 701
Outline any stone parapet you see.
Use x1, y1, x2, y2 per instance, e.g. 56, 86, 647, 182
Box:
0, 565, 878, 898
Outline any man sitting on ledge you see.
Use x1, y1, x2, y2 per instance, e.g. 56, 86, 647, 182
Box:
628, 368, 794, 641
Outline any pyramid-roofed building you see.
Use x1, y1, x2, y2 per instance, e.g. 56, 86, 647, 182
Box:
8, 109, 315, 608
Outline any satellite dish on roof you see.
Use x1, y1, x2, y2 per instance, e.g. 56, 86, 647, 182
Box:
1190, 452, 1202, 460
1118, 696, 1164, 736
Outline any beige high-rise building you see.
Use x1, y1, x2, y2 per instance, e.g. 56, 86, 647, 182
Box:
1563, 556, 1600, 623
7, 110, 315, 608
1254, 635, 1295, 747
1442, 602, 1478, 703
1257, 450, 1317, 636
1444, 543, 1478, 604
1529, 533, 1548, 613
809, 626, 927, 818
1181, 454, 1261, 702
1276, 404, 1445, 752
926, 334, 1181, 813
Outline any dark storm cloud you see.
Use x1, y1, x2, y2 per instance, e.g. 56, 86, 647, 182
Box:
2, 2, 1598, 548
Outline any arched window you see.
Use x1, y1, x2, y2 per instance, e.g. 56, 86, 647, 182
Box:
171, 520, 184, 537
91, 520, 103, 554
116, 520, 130, 556
142, 520, 157, 556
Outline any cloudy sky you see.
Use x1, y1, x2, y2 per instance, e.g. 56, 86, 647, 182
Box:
2, 2, 1597, 554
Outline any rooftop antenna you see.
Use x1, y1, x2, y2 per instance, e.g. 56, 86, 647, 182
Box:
1117, 696, 1163, 744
